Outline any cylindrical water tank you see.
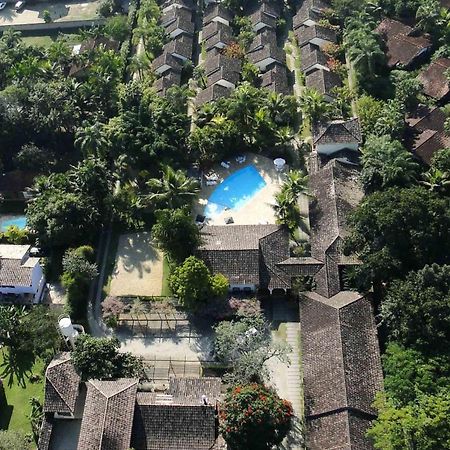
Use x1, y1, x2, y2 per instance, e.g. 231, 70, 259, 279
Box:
59, 317, 78, 339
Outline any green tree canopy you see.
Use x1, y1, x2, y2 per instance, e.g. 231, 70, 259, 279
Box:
381, 264, 450, 350
72, 335, 142, 381
220, 383, 293, 450
360, 135, 420, 192
214, 313, 290, 384
345, 187, 450, 287
152, 209, 200, 263
169, 256, 213, 309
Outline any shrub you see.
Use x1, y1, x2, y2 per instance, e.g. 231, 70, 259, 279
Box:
220, 384, 293, 450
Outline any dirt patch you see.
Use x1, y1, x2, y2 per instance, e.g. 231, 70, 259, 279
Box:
109, 232, 164, 297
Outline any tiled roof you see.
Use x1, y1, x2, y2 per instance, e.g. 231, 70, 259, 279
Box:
307, 410, 376, 450
162, 7, 194, 35
247, 43, 286, 66
376, 18, 431, 68
260, 64, 291, 94
202, 21, 233, 43
77, 379, 138, 450
305, 68, 341, 97
131, 378, 221, 450
197, 225, 290, 289
204, 52, 241, 86
247, 0, 280, 29
248, 28, 278, 52
203, 3, 232, 26
161, 0, 195, 11
301, 43, 329, 72
164, 35, 194, 60
152, 70, 182, 96
44, 353, 81, 414
38, 414, 54, 450
195, 84, 232, 106
297, 24, 337, 47
300, 291, 383, 418
313, 118, 362, 145
293, 0, 329, 29
0, 258, 34, 286
406, 106, 450, 165
151, 52, 183, 72
309, 160, 364, 297
418, 58, 450, 101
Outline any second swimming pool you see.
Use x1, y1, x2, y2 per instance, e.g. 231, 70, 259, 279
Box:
0, 215, 27, 232
205, 165, 266, 218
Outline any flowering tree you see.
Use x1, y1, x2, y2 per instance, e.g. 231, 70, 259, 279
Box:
220, 384, 293, 450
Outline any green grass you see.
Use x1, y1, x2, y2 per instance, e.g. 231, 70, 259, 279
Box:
22, 32, 81, 48
161, 256, 172, 297
0, 349, 45, 434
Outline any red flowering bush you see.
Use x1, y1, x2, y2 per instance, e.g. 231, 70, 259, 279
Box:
220, 383, 293, 449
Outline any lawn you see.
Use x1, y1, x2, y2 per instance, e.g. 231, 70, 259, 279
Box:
0, 349, 45, 434
22, 31, 81, 48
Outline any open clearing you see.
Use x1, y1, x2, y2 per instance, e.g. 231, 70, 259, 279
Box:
109, 232, 164, 297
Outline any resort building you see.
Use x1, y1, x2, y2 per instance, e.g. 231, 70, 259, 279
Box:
305, 68, 342, 102
293, 0, 329, 29
0, 244, 46, 303
153, 71, 182, 97
204, 53, 242, 89
247, 30, 286, 72
161, 6, 195, 38
296, 24, 337, 49
247, 0, 281, 32
418, 57, 450, 103
197, 224, 291, 293
260, 63, 291, 95
202, 21, 233, 52
195, 84, 232, 106
161, 0, 195, 14
203, 2, 232, 26
39, 354, 222, 450
312, 118, 362, 156
301, 43, 330, 75
376, 18, 432, 69
300, 291, 383, 450
407, 105, 450, 165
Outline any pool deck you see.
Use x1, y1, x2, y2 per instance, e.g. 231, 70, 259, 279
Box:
193, 153, 286, 226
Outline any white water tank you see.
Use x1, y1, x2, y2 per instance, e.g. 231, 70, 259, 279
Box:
59, 316, 79, 347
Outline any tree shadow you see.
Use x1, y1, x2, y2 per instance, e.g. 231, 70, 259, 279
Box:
0, 349, 35, 389
0, 385, 13, 430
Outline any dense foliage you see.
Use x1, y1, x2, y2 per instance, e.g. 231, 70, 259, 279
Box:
220, 384, 293, 450
72, 335, 142, 380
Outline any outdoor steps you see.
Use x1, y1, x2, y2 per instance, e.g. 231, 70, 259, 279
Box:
143, 359, 202, 381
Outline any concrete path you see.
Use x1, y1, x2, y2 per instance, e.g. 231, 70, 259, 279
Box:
268, 298, 305, 450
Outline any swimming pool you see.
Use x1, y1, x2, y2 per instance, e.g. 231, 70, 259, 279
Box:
205, 165, 266, 218
0, 215, 27, 232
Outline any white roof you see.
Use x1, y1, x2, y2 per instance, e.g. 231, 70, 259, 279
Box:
0, 244, 30, 260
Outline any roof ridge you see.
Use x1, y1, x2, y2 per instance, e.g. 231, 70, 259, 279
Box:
92, 379, 138, 398
47, 360, 76, 413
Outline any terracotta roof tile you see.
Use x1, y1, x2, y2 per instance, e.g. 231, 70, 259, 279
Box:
418, 58, 450, 101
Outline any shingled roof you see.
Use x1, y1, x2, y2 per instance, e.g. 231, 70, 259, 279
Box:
418, 57, 450, 102
308, 160, 363, 297
161, 7, 194, 36
261, 63, 290, 94
247, 0, 280, 30
197, 224, 290, 289
305, 68, 341, 98
164, 35, 194, 60
77, 379, 138, 450
297, 24, 337, 47
300, 291, 383, 449
131, 378, 221, 450
202, 21, 233, 50
313, 118, 362, 146
376, 18, 431, 68
301, 43, 329, 73
406, 106, 450, 165
152, 70, 182, 96
195, 84, 232, 106
293, 0, 329, 29
205, 52, 241, 87
43, 353, 81, 414
151, 52, 183, 74
203, 2, 232, 26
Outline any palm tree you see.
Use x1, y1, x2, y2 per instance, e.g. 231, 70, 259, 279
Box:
284, 170, 309, 198
74, 121, 109, 158
416, 0, 440, 32
299, 88, 330, 124
273, 189, 297, 226
420, 168, 450, 195
144, 165, 199, 209
129, 52, 151, 80
46, 40, 71, 68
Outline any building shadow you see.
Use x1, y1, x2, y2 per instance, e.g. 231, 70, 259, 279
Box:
0, 384, 13, 430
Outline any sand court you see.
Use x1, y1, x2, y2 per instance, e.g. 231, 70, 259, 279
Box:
110, 232, 164, 297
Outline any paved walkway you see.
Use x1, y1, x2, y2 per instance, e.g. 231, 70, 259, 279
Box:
268, 298, 304, 450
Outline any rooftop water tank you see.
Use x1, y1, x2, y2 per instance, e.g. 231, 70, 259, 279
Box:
59, 316, 78, 340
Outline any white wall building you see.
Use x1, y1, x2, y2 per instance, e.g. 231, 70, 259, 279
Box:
0, 244, 46, 303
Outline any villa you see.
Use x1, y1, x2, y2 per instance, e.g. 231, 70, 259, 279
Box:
203, 2, 232, 26
376, 18, 432, 69
312, 118, 362, 156
39, 353, 222, 450
293, 0, 329, 29
0, 244, 46, 304
260, 63, 290, 94
301, 43, 330, 75
247, 0, 281, 32
297, 24, 337, 49
202, 21, 233, 52
418, 57, 450, 103
204, 53, 242, 89
197, 224, 291, 293
305, 68, 342, 101
195, 83, 232, 106
247, 30, 286, 72
161, 6, 194, 38
153, 70, 181, 96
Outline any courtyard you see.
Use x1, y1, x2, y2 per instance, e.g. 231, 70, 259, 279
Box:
109, 232, 168, 298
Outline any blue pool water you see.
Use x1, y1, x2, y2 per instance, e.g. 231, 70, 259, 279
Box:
0, 215, 27, 232
205, 165, 266, 218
